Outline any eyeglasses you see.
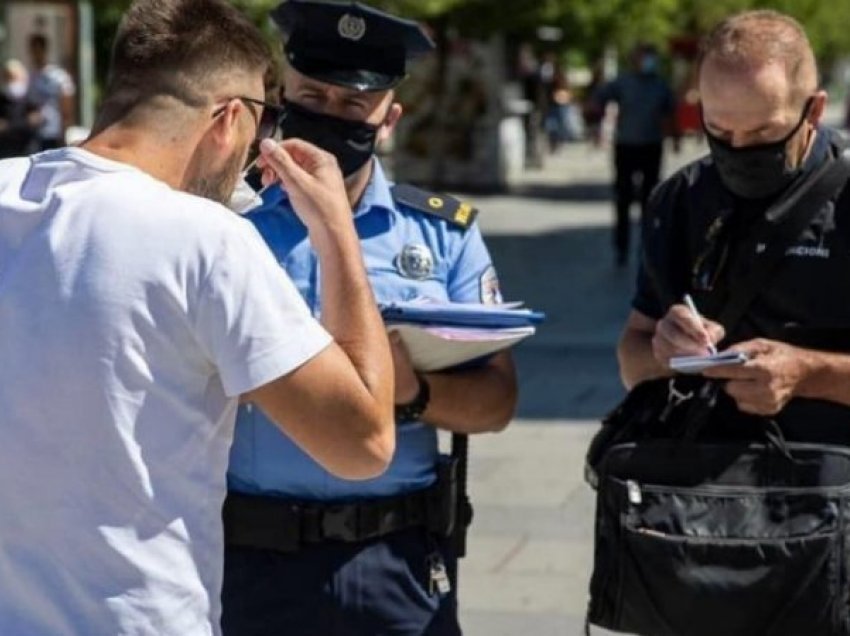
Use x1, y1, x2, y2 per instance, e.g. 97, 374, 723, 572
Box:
212, 96, 286, 140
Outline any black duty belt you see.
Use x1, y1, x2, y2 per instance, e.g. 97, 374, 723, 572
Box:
224, 458, 459, 553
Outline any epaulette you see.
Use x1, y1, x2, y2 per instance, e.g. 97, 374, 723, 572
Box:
391, 184, 478, 230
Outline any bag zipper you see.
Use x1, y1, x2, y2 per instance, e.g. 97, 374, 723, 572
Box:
616, 477, 850, 499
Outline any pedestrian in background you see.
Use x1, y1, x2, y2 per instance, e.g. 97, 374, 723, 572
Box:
594, 43, 680, 267
0, 59, 34, 158
26, 34, 76, 150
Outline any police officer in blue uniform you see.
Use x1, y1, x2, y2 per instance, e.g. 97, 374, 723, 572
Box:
221, 2, 518, 634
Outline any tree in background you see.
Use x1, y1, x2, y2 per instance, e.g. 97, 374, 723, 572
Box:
90, 0, 850, 92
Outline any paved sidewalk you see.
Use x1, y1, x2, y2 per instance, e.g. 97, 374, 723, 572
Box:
452, 139, 707, 635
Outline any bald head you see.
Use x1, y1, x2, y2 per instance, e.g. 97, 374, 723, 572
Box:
698, 10, 818, 108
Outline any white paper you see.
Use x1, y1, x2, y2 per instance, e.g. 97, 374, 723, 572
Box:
670, 351, 749, 374
389, 324, 535, 372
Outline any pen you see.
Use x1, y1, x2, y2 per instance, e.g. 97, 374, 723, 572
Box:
683, 294, 718, 355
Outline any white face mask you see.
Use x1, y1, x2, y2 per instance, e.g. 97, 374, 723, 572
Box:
3, 80, 27, 100
226, 177, 264, 215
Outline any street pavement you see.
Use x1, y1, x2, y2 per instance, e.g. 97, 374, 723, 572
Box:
451, 138, 708, 636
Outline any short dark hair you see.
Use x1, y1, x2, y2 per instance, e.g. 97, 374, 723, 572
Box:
698, 10, 817, 105
99, 0, 270, 124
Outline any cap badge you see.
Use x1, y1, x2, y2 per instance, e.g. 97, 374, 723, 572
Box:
395, 244, 434, 280
338, 14, 367, 41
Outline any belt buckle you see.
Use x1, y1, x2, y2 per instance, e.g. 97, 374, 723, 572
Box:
321, 505, 356, 542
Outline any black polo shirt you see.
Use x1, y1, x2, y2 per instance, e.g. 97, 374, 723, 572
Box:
633, 127, 850, 444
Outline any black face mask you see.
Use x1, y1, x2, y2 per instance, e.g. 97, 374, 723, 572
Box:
281, 101, 381, 177
704, 98, 813, 200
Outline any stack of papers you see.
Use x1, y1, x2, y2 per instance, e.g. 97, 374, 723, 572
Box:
381, 300, 543, 371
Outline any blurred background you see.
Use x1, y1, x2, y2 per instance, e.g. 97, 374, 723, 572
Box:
3, 0, 850, 182
2, 1, 850, 634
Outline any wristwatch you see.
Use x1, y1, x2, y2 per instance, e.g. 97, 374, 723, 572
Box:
395, 374, 431, 422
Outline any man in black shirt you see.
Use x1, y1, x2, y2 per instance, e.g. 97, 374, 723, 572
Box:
618, 10, 850, 442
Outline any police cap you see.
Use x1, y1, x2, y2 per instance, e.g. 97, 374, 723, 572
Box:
271, 0, 435, 92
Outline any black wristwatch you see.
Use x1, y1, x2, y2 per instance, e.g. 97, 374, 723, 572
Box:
395, 374, 430, 423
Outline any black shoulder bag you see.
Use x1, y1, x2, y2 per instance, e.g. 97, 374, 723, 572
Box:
586, 148, 850, 636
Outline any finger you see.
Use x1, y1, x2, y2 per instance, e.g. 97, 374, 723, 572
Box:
260, 166, 277, 188
702, 362, 758, 380
668, 305, 712, 342
260, 139, 310, 190
722, 381, 765, 415
656, 318, 711, 355
722, 378, 756, 401
278, 138, 335, 172
734, 399, 769, 416
726, 339, 772, 358
704, 321, 726, 345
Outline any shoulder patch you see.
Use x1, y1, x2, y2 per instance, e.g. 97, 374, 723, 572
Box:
391, 183, 478, 230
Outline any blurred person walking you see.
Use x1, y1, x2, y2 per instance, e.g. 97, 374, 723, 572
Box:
26, 34, 76, 150
594, 43, 679, 267
0, 59, 34, 158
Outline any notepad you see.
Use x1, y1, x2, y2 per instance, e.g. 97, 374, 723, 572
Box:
388, 324, 535, 372
670, 351, 749, 374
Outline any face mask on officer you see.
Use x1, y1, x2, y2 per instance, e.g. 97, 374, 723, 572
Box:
704, 97, 814, 200
280, 100, 385, 177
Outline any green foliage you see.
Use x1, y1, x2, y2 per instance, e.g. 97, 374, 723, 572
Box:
90, 0, 850, 89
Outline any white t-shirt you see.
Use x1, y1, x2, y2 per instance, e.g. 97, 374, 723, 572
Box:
0, 148, 332, 635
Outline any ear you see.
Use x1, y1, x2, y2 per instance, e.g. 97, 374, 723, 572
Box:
377, 102, 403, 145
808, 90, 828, 126
207, 99, 244, 149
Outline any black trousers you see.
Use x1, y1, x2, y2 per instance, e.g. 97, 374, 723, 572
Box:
613, 142, 663, 259
221, 527, 462, 636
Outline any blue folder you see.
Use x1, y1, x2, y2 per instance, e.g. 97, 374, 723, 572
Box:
380, 301, 545, 329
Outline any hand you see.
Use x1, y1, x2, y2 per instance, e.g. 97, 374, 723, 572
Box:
652, 304, 725, 367
702, 339, 811, 416
256, 138, 351, 234
389, 332, 420, 404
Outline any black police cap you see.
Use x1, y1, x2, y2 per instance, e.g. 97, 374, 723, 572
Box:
271, 0, 435, 92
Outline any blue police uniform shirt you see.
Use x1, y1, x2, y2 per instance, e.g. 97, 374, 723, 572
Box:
228, 160, 499, 501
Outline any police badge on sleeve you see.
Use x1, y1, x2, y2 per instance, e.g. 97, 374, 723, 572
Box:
480, 266, 502, 305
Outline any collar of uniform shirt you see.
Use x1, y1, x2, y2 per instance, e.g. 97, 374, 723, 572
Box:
353, 159, 396, 219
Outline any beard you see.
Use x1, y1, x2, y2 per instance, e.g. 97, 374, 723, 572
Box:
184, 149, 245, 206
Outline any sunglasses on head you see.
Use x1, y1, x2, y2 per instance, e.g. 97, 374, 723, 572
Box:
212, 96, 286, 140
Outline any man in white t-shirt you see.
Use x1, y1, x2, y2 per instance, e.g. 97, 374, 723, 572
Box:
0, 1, 395, 635
26, 33, 76, 150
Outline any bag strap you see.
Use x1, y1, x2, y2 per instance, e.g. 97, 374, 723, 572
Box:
717, 147, 850, 333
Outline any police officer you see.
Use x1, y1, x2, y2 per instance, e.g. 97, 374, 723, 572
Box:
221, 2, 518, 634
619, 11, 850, 439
